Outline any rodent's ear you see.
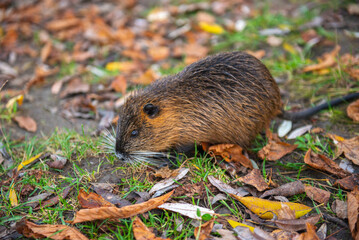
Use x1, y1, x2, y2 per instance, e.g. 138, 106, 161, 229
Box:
143, 103, 159, 118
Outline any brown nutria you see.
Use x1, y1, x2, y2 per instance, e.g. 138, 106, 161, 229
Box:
113, 51, 359, 163
114, 51, 281, 163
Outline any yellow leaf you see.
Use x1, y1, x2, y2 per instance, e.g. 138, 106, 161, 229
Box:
199, 22, 224, 34
231, 194, 311, 219
227, 220, 255, 232
9, 183, 18, 206
17, 153, 42, 172
283, 43, 296, 55
6, 94, 24, 110
105, 61, 135, 72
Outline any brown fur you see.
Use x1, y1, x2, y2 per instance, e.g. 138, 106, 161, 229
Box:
115, 51, 281, 157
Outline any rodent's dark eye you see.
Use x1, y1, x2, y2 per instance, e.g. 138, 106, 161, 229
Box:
131, 130, 139, 137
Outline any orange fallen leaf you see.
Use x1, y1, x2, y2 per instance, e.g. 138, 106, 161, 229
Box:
78, 189, 115, 209
299, 222, 321, 240
111, 76, 127, 95
245, 50, 266, 60
148, 46, 170, 61
46, 18, 82, 31
133, 216, 172, 240
348, 186, 359, 240
194, 219, 214, 240
347, 99, 359, 122
132, 69, 158, 85
258, 140, 297, 161
328, 133, 359, 166
208, 144, 253, 169
35, 65, 59, 78
303, 45, 340, 72
71, 190, 174, 223
304, 149, 349, 178
13, 115, 37, 132
237, 169, 269, 191
40, 41, 52, 62
16, 219, 89, 240
334, 174, 359, 191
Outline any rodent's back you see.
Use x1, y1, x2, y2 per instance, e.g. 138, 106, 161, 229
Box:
116, 52, 281, 157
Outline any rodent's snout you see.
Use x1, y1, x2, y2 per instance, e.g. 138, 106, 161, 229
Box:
115, 138, 126, 161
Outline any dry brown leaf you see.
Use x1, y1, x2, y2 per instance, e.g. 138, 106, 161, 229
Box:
46, 18, 82, 31
273, 214, 321, 232
208, 144, 253, 169
334, 174, 359, 191
16, 219, 89, 240
347, 99, 359, 122
332, 199, 348, 219
299, 222, 321, 240
245, 50, 266, 59
60, 78, 90, 98
258, 140, 297, 161
148, 46, 170, 61
346, 68, 359, 80
133, 216, 172, 240
35, 65, 59, 78
237, 169, 269, 192
154, 166, 180, 179
47, 154, 67, 169
111, 76, 127, 95
34, 186, 73, 211
304, 185, 330, 204
194, 219, 214, 240
328, 133, 359, 166
1, 27, 18, 48
260, 180, 305, 198
303, 45, 340, 72
304, 149, 349, 178
71, 190, 174, 223
40, 41, 52, 62
132, 69, 158, 85
348, 186, 359, 240
13, 115, 37, 132
78, 189, 115, 209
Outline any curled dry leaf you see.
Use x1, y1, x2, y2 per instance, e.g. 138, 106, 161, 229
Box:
40, 41, 52, 62
260, 180, 305, 199
237, 169, 269, 192
208, 144, 253, 169
347, 99, 359, 122
78, 189, 115, 209
194, 219, 214, 240
304, 149, 349, 178
258, 140, 297, 161
303, 45, 340, 72
16, 219, 89, 240
273, 214, 321, 232
132, 68, 158, 85
13, 115, 37, 132
348, 186, 359, 240
304, 185, 330, 204
149, 168, 188, 194
34, 185, 73, 211
208, 175, 249, 197
231, 194, 311, 219
71, 190, 174, 223
299, 222, 321, 240
132, 216, 172, 240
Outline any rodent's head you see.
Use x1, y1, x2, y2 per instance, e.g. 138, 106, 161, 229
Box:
115, 92, 180, 163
